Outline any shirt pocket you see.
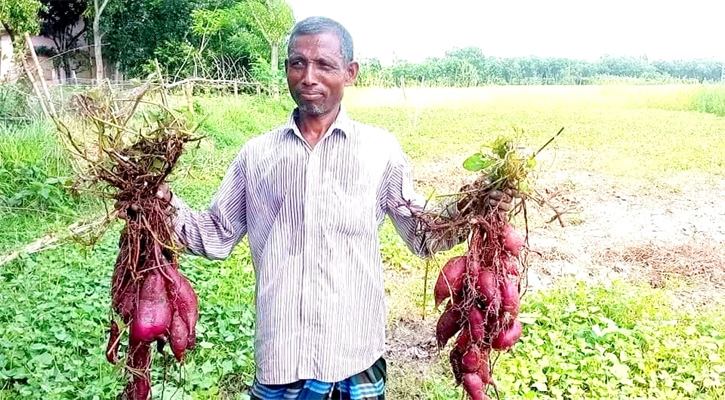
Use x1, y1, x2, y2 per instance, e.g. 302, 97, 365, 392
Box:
325, 164, 374, 237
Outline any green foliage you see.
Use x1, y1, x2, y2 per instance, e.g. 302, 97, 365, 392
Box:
0, 83, 36, 119
430, 280, 725, 399
0, 0, 43, 38
141, 39, 201, 79
692, 85, 725, 116
1, 89, 723, 399
238, 0, 293, 51
190, 0, 293, 85
0, 161, 74, 213
102, 0, 197, 77
249, 57, 285, 94
347, 85, 725, 178
356, 48, 724, 87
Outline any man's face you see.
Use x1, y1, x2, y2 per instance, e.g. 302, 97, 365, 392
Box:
285, 32, 359, 117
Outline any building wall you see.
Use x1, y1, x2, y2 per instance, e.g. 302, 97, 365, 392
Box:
0, 33, 15, 81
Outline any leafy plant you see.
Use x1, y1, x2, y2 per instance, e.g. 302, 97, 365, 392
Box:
0, 161, 74, 213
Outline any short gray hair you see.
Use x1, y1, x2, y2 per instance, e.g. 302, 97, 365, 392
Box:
287, 17, 354, 63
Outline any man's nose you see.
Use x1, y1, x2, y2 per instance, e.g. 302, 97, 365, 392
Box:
301, 64, 318, 85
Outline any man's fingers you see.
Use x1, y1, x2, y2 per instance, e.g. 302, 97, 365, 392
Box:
504, 188, 521, 199
489, 197, 513, 211
489, 190, 513, 203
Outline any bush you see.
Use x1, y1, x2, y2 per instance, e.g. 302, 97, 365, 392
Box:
0, 83, 35, 120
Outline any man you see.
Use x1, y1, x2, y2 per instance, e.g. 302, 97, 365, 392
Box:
162, 17, 514, 400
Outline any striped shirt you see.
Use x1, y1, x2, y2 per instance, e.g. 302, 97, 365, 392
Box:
171, 106, 454, 385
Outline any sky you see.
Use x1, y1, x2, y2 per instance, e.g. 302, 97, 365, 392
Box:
287, 0, 725, 65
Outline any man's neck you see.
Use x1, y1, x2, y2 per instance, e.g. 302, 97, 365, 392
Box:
296, 106, 340, 148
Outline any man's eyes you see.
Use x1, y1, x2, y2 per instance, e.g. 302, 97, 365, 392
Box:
289, 60, 336, 70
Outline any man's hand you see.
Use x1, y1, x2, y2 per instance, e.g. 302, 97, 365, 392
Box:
156, 183, 171, 203
489, 188, 518, 214
115, 183, 171, 219
456, 177, 520, 217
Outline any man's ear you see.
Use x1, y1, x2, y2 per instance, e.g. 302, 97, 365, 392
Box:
284, 59, 289, 74
345, 61, 359, 86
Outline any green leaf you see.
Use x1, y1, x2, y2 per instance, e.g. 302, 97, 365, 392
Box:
33, 352, 54, 365
462, 153, 493, 172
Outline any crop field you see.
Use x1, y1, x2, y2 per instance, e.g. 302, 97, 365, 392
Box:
1, 85, 724, 399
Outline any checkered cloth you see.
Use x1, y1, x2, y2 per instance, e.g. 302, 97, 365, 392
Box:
250, 358, 386, 400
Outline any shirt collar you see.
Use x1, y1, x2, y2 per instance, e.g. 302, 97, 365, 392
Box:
284, 104, 353, 142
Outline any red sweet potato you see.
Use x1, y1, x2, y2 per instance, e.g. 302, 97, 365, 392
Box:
169, 310, 189, 361
105, 320, 120, 364
125, 375, 151, 400
461, 346, 481, 373
502, 224, 524, 257
462, 373, 488, 400
500, 279, 520, 318
436, 303, 462, 348
468, 306, 486, 342
124, 340, 152, 399
130, 271, 172, 343
501, 254, 519, 276
163, 265, 198, 347
476, 270, 498, 304
492, 320, 523, 350
434, 256, 467, 306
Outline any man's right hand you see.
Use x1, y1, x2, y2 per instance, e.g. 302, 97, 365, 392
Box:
115, 183, 172, 219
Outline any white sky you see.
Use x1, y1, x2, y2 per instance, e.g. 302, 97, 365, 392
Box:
287, 0, 725, 65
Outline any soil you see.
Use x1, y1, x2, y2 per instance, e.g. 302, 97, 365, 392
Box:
386, 161, 725, 396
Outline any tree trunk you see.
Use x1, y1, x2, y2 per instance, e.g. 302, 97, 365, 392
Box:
93, 12, 103, 85
270, 42, 279, 99
270, 43, 278, 73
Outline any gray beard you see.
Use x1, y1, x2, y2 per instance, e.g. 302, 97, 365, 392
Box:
298, 102, 327, 116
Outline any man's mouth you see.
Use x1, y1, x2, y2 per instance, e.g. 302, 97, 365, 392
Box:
299, 91, 323, 101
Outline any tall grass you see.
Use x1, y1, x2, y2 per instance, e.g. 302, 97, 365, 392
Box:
0, 122, 68, 176
693, 85, 725, 116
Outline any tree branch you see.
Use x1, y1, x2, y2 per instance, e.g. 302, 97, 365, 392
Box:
98, 0, 111, 16
1, 21, 15, 43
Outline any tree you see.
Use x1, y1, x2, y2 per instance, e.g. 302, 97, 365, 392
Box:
0, 0, 43, 42
91, 0, 110, 84
191, 0, 293, 90
105, 0, 197, 78
39, 0, 87, 80
239, 0, 293, 75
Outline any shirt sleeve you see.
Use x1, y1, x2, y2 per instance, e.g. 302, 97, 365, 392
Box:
171, 149, 248, 260
383, 140, 459, 258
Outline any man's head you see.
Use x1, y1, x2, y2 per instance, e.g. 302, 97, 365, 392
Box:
285, 17, 359, 117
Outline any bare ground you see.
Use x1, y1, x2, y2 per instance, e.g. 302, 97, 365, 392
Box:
385, 161, 725, 398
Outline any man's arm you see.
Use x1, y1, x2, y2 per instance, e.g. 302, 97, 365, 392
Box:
383, 141, 517, 258
383, 141, 458, 258
170, 150, 248, 260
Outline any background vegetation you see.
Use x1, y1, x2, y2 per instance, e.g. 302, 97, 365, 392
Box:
0, 85, 724, 399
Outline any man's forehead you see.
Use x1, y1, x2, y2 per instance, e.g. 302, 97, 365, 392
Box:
289, 32, 343, 58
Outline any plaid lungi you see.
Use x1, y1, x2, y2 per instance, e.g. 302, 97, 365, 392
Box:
250, 357, 386, 400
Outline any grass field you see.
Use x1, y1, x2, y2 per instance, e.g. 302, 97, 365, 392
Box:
1, 85, 724, 399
